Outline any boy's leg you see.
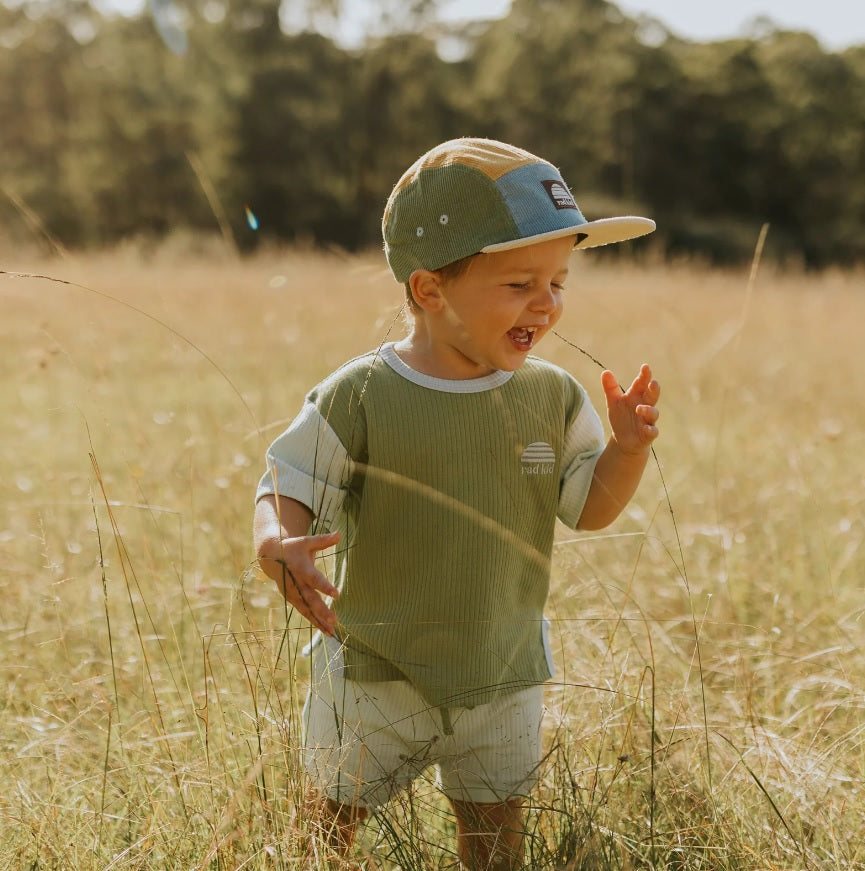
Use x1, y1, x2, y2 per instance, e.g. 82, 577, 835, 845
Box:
305, 789, 369, 856
326, 798, 369, 850
303, 635, 443, 857
437, 685, 543, 869
450, 798, 525, 870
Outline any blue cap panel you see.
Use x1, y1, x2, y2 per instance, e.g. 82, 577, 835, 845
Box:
494, 163, 588, 240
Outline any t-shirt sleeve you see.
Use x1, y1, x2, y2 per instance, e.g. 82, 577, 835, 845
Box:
255, 398, 351, 531
557, 386, 605, 528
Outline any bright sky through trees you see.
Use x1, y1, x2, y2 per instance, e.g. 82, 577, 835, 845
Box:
102, 0, 865, 50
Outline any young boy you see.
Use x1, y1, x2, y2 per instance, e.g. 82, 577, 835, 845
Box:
253, 138, 660, 868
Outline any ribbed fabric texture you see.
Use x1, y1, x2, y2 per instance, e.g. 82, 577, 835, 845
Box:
258, 346, 604, 708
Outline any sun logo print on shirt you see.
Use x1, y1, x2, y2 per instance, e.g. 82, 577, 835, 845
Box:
520, 442, 556, 475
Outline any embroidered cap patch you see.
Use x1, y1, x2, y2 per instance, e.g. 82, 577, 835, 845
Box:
542, 180, 577, 210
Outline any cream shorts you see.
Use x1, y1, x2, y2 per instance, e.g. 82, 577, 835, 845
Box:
302, 634, 544, 808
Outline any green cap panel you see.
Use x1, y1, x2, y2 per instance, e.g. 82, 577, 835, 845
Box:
384, 163, 519, 282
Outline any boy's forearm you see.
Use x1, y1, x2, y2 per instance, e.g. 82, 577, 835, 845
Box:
576, 439, 650, 531
253, 494, 340, 633
254, 494, 314, 552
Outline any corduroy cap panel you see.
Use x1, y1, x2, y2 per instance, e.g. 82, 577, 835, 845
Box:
494, 162, 588, 240
384, 162, 520, 282
382, 139, 541, 232
390, 138, 539, 194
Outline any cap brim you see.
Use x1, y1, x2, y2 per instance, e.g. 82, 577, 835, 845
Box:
481, 216, 656, 254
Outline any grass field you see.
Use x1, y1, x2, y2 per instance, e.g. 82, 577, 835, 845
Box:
1, 242, 864, 869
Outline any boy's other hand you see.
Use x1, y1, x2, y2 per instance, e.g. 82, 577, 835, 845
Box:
602, 364, 660, 455
258, 531, 341, 635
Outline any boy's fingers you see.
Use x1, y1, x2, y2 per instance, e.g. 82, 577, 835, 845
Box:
638, 404, 659, 423
306, 599, 337, 634
286, 562, 339, 601
309, 566, 340, 599
601, 369, 622, 397
630, 365, 652, 393
307, 530, 341, 550
644, 378, 660, 404
279, 569, 338, 632
298, 606, 336, 636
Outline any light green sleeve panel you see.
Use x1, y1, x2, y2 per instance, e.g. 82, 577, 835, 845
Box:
255, 399, 352, 532
557, 392, 605, 528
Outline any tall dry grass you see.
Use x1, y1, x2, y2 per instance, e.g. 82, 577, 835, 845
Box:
1, 240, 864, 868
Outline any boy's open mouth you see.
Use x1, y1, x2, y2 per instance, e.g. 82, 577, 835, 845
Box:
508, 326, 537, 350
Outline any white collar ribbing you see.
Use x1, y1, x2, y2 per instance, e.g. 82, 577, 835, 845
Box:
379, 343, 515, 394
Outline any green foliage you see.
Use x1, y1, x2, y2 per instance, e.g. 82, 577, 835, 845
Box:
0, 0, 864, 265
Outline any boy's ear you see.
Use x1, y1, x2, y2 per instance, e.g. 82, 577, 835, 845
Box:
408, 270, 446, 313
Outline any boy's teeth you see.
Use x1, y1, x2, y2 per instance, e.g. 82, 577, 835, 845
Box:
508, 327, 538, 352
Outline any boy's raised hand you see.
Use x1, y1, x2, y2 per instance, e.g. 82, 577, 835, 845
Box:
601, 364, 660, 455
258, 530, 341, 635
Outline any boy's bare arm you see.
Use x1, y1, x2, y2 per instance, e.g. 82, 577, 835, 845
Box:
254, 494, 340, 635
577, 364, 660, 531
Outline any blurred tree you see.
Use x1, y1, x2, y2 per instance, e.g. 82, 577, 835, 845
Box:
340, 31, 472, 246
757, 33, 865, 265
228, 24, 358, 248
0, 0, 863, 266
0, 4, 86, 246
0, 1, 229, 247
471, 0, 640, 195
228, 0, 470, 250
628, 40, 783, 261
63, 13, 205, 244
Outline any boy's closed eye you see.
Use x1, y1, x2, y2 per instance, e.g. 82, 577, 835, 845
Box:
505, 281, 567, 291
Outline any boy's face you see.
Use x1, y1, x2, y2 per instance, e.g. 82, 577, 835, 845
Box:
425, 234, 573, 379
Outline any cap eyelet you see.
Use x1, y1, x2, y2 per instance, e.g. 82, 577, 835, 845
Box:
416, 227, 424, 237
439, 214, 449, 225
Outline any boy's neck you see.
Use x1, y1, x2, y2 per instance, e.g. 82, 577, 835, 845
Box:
393, 325, 498, 381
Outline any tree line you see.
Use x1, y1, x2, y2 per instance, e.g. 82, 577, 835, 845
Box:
1, 0, 863, 267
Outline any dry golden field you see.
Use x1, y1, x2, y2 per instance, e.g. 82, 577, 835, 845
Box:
1, 242, 864, 868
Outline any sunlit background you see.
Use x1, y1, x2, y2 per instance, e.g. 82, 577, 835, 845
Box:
2, 1, 865, 868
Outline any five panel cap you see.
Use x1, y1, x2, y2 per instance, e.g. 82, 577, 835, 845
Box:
383, 137, 656, 283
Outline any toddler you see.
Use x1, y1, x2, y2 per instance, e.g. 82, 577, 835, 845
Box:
254, 137, 660, 868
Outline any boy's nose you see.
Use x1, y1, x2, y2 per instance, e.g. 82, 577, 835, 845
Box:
530, 286, 561, 314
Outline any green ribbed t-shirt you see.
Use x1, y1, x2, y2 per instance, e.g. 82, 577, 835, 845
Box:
257, 344, 604, 708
